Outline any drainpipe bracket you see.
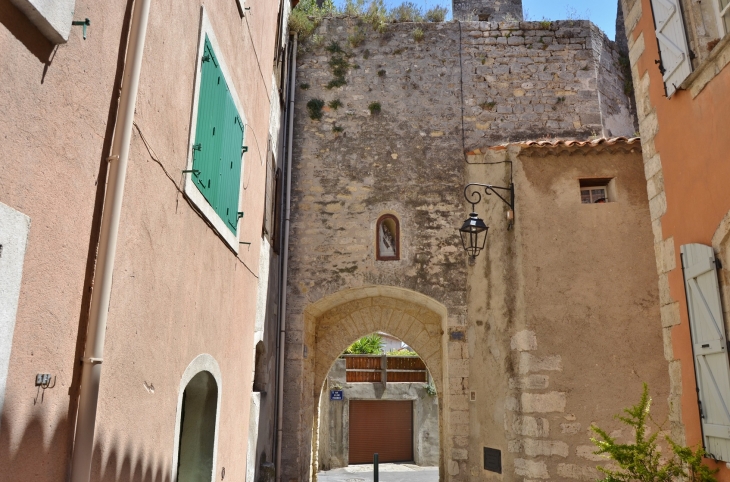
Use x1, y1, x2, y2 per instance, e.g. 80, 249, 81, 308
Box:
80, 357, 104, 365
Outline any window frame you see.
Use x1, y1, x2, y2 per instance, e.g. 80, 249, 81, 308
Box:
376, 214, 400, 261
579, 178, 616, 204
184, 7, 247, 253
714, 0, 730, 37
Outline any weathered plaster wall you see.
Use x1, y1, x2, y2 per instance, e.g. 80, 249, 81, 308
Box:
464, 144, 668, 480
0, 0, 282, 479
620, 0, 730, 478
317, 358, 439, 470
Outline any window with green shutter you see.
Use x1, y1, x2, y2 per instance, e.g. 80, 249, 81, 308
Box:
191, 36, 244, 235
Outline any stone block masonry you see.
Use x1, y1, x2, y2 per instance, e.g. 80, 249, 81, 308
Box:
302, 17, 634, 154
453, 0, 523, 22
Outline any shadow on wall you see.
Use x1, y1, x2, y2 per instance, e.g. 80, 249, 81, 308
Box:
0, 413, 172, 482
0, 0, 55, 63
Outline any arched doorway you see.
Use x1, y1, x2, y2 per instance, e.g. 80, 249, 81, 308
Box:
314, 332, 440, 478
172, 354, 222, 482
296, 286, 449, 481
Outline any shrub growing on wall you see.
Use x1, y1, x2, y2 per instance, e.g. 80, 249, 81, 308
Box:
591, 384, 717, 482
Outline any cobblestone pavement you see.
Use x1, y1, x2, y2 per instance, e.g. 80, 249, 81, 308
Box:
316, 464, 438, 482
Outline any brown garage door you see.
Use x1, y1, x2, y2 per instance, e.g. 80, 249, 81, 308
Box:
348, 400, 413, 464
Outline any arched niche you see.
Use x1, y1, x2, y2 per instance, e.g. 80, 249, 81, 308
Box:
376, 214, 400, 261
171, 354, 222, 482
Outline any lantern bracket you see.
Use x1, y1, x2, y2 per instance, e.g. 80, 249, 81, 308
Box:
463, 182, 515, 228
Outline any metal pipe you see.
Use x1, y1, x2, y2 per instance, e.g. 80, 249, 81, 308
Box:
374, 453, 379, 482
69, 0, 152, 480
275, 33, 297, 482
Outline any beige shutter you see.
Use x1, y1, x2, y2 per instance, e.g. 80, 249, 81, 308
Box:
682, 243, 730, 461
651, 0, 693, 97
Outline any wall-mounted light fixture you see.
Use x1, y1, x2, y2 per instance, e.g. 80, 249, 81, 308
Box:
459, 182, 514, 259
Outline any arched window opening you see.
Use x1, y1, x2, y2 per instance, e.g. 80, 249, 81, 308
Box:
176, 371, 218, 482
376, 214, 400, 261
253, 341, 267, 393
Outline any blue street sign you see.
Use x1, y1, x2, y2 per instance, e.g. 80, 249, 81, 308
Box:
330, 389, 343, 401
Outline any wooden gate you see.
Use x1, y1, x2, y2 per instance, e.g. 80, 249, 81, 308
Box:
348, 400, 413, 464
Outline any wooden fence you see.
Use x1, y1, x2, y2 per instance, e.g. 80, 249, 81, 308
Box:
343, 355, 428, 384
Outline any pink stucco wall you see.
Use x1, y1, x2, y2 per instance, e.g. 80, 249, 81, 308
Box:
0, 0, 281, 479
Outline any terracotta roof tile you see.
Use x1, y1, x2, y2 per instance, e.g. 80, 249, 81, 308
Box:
482, 137, 642, 156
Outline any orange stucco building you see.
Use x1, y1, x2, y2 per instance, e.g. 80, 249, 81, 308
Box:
621, 0, 730, 476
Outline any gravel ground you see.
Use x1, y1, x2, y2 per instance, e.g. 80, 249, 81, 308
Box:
316, 464, 438, 482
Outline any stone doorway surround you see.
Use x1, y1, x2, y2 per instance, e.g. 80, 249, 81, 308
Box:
283, 285, 468, 482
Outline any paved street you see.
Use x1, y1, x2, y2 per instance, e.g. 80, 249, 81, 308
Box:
316, 464, 438, 482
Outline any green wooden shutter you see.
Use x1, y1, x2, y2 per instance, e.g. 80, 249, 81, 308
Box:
682, 243, 730, 461
192, 35, 243, 235
217, 89, 243, 234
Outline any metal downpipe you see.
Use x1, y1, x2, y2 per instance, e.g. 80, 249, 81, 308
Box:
69, 0, 152, 480
275, 33, 297, 482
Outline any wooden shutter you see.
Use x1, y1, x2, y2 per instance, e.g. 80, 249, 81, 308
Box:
193, 36, 243, 235
651, 0, 692, 97
682, 243, 730, 461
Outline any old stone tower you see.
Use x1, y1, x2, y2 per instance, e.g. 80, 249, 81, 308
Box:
453, 0, 523, 21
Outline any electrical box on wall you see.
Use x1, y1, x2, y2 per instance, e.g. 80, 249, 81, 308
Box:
484, 447, 502, 473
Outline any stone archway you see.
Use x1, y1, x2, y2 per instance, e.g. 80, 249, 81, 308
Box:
298, 286, 450, 481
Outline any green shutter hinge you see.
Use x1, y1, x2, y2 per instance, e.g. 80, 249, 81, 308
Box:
242, 146, 249, 154
202, 54, 211, 63
237, 212, 245, 220
72, 18, 91, 40
182, 169, 200, 175
193, 143, 202, 151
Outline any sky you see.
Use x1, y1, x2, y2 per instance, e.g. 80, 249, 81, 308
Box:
330, 0, 618, 39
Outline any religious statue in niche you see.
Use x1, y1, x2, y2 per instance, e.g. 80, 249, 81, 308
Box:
377, 215, 399, 260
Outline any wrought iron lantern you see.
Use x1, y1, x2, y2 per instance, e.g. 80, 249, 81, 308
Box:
459, 212, 489, 258
460, 182, 515, 259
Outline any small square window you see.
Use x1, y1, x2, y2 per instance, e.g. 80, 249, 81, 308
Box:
580, 178, 615, 204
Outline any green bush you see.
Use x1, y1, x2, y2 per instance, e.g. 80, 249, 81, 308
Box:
391, 2, 423, 22
288, 0, 336, 39
363, 0, 389, 32
342, 0, 366, 16
348, 28, 366, 47
591, 383, 718, 482
306, 98, 325, 120
328, 99, 343, 109
368, 101, 381, 114
344, 334, 384, 354
425, 6, 448, 22
412, 27, 424, 42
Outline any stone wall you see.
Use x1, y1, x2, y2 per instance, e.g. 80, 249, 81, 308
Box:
299, 18, 634, 152
453, 0, 523, 22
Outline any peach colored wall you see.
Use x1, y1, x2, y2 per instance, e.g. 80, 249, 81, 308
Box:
627, 0, 730, 478
0, 0, 281, 480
